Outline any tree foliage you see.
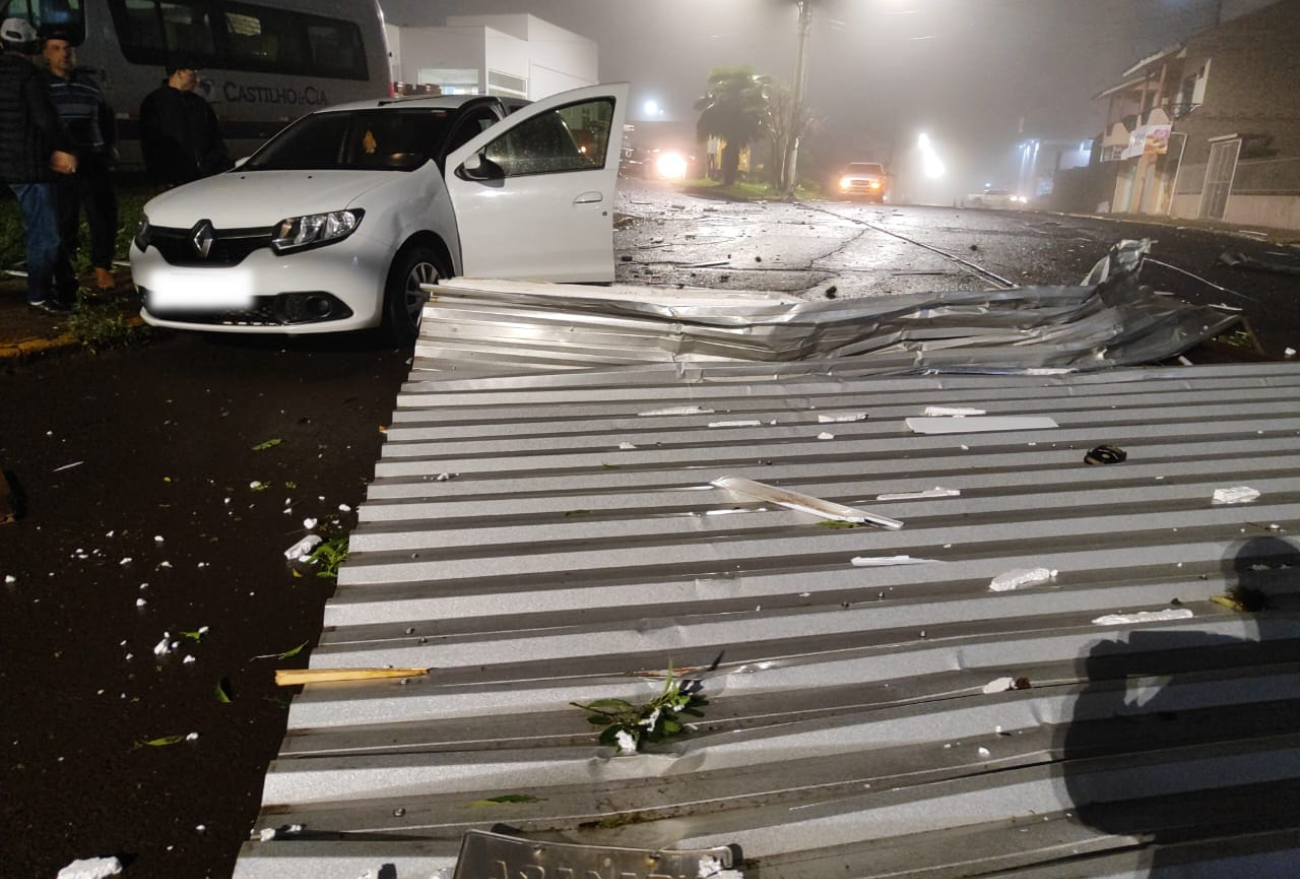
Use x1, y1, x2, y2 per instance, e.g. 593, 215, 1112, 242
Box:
694, 66, 771, 185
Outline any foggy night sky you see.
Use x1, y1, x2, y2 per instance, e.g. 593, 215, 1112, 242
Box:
380, 0, 1232, 192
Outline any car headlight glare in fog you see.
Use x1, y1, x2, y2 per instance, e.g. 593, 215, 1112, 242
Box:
271, 209, 364, 254
655, 151, 688, 180
840, 176, 852, 189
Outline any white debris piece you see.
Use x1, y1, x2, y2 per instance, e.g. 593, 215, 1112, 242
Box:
876, 487, 961, 501
183, 655, 196, 665
638, 406, 715, 416
119, 557, 132, 566
339, 504, 352, 512
136, 598, 147, 608
56, 856, 123, 879
817, 412, 867, 423
1093, 608, 1194, 626
697, 856, 745, 878
185, 731, 199, 741
302, 517, 318, 530
153, 635, 172, 656
154, 535, 164, 543
817, 432, 835, 440
258, 828, 277, 841
978, 747, 992, 758
1285, 347, 1296, 358
284, 534, 323, 560
850, 555, 940, 567
4, 575, 15, 584
435, 472, 455, 482
708, 420, 762, 428
907, 416, 1058, 435
615, 729, 638, 755
712, 475, 903, 530
982, 677, 1017, 694
52, 461, 84, 472
618, 442, 638, 449
923, 406, 986, 417
249, 480, 263, 490
1212, 486, 1260, 505
990, 567, 1057, 592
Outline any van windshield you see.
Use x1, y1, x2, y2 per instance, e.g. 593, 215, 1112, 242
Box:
243, 108, 455, 172
1, 0, 85, 45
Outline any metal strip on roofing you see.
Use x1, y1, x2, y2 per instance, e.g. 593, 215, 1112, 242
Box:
234, 361, 1300, 878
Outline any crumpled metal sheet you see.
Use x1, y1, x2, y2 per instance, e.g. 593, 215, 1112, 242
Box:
417, 240, 1238, 374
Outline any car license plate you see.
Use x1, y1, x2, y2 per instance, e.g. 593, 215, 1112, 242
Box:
147, 270, 256, 310
452, 829, 738, 879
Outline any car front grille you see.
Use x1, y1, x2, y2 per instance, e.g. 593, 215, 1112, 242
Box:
147, 225, 274, 266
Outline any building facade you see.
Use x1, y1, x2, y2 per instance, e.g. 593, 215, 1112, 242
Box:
1082, 0, 1300, 230
385, 14, 597, 101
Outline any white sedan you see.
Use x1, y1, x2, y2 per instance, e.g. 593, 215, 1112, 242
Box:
132, 83, 627, 343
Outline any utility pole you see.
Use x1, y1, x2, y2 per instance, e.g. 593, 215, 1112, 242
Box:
783, 0, 811, 196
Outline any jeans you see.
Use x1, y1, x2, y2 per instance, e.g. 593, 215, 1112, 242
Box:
9, 182, 77, 305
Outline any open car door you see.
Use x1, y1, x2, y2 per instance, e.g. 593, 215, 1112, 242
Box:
444, 83, 628, 283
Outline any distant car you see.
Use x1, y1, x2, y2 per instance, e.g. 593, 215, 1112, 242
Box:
132, 83, 628, 343
962, 188, 1029, 210
833, 162, 889, 202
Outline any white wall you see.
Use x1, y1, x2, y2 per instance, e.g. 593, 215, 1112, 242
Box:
391, 26, 485, 86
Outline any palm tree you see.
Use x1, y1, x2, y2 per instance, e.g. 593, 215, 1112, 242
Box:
694, 66, 770, 186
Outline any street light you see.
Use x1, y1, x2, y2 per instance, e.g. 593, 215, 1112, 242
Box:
918, 132, 945, 179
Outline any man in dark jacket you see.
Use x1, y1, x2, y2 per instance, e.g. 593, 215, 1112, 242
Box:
0, 17, 78, 312
139, 58, 230, 188
43, 30, 118, 290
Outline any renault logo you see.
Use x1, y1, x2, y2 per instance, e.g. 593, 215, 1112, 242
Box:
191, 220, 215, 258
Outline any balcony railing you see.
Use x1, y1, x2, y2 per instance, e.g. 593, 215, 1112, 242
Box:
1164, 102, 1201, 120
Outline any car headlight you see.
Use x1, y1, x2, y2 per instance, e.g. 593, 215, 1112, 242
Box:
133, 214, 151, 251
869, 180, 881, 189
271, 209, 364, 254
839, 176, 852, 189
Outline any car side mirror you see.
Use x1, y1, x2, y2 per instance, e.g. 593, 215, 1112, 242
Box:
457, 151, 505, 181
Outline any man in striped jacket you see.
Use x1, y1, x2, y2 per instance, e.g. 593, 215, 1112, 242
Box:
43, 30, 118, 290
0, 17, 77, 312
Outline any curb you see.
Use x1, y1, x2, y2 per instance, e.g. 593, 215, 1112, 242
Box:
0, 314, 146, 363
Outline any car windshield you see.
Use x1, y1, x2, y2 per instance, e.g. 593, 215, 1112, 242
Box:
242, 108, 456, 172
845, 163, 884, 175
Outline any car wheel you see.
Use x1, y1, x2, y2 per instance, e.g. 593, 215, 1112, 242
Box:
382, 246, 445, 345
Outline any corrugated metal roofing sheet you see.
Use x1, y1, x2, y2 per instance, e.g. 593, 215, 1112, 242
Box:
234, 361, 1300, 879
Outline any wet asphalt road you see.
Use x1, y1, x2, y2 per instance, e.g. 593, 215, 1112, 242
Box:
2, 180, 1296, 879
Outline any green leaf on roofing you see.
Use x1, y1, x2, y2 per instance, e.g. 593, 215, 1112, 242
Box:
136, 735, 186, 748
179, 627, 207, 642
215, 678, 233, 703
277, 641, 308, 659
470, 794, 542, 806
251, 438, 283, 451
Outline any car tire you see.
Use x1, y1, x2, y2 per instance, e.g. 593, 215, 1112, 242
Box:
382, 245, 446, 346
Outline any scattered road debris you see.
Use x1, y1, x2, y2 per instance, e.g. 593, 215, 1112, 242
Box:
708, 420, 762, 428
1083, 443, 1128, 465
275, 667, 430, 686
923, 406, 986, 417
712, 475, 903, 529
284, 534, 323, 560
52, 461, 84, 472
817, 412, 866, 423
850, 555, 940, 567
989, 567, 1058, 592
981, 676, 1032, 694
0, 469, 15, 524
56, 856, 123, 879
1092, 608, 1195, 625
1212, 486, 1260, 505
875, 487, 961, 501
1218, 250, 1300, 276
639, 406, 715, 416
906, 416, 1058, 435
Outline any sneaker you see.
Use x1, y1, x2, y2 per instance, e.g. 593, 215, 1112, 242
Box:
29, 299, 71, 314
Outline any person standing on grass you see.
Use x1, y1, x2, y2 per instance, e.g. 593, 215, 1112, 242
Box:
139, 58, 230, 188
0, 17, 78, 313
43, 29, 118, 291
